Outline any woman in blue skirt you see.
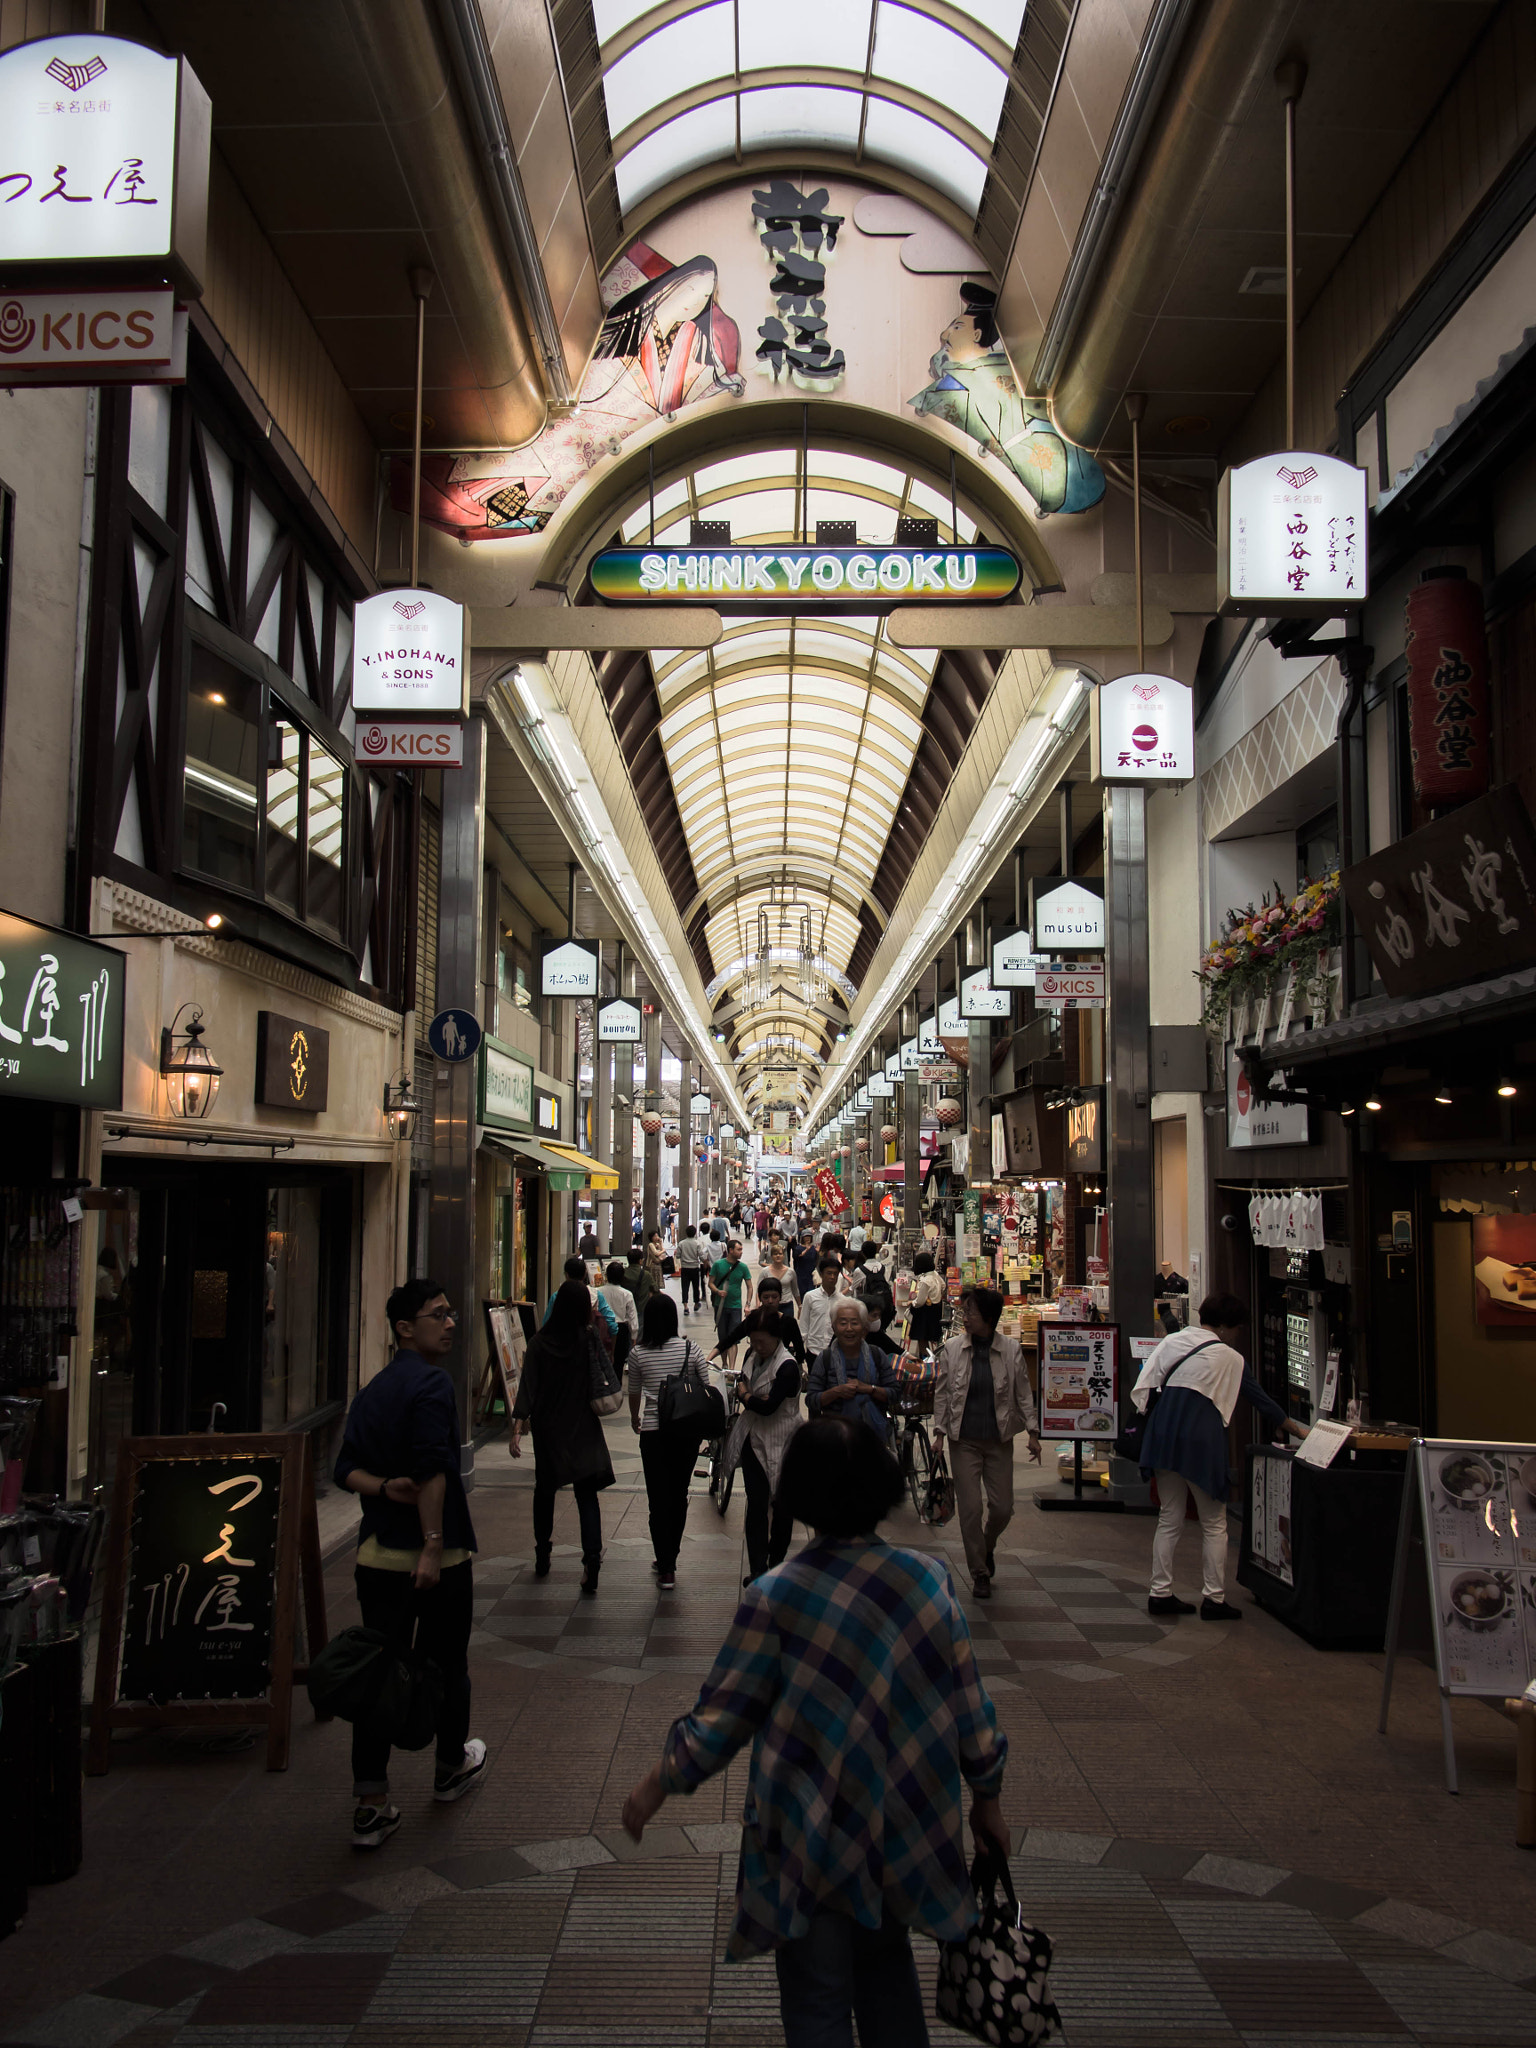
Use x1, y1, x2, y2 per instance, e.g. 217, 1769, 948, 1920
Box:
1130, 1294, 1306, 1620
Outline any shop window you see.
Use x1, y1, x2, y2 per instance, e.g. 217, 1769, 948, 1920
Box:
266, 716, 301, 910
1297, 805, 1339, 887
184, 643, 261, 890
307, 738, 346, 932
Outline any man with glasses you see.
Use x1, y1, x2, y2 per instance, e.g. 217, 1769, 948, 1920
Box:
335, 1277, 488, 1848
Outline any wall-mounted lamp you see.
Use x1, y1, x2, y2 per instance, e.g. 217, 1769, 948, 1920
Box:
1498, 1076, 1518, 1098
383, 1070, 421, 1142
160, 1005, 223, 1120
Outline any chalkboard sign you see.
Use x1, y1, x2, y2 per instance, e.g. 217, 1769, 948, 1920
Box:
89, 1435, 328, 1774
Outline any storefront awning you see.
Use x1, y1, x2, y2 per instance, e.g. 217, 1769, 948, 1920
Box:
1257, 965, 1536, 1072
540, 1140, 620, 1190
483, 1132, 590, 1191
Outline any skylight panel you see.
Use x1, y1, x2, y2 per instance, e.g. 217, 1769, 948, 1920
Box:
861, 99, 989, 216
614, 100, 737, 213
737, 0, 873, 73
739, 84, 863, 154
873, 4, 1007, 133
593, 0, 660, 45
603, 4, 736, 139
945, 0, 1026, 48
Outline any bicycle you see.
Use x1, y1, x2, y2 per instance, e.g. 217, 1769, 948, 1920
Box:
705, 1372, 743, 1515
889, 1364, 936, 1518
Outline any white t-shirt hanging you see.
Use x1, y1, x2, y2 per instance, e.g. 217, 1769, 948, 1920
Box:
1282, 1191, 1302, 1249
1306, 1192, 1324, 1251
1249, 1194, 1264, 1244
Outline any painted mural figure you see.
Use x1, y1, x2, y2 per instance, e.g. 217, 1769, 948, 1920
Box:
403, 244, 743, 541
909, 282, 1105, 517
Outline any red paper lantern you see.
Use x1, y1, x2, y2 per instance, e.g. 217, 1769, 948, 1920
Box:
1406, 566, 1490, 808
934, 1095, 963, 1127
663, 1126, 680, 1147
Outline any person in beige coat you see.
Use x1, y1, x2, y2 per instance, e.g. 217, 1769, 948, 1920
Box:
933, 1285, 1041, 1598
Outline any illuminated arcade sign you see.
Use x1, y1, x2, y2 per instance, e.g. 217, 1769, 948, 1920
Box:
591, 545, 1020, 609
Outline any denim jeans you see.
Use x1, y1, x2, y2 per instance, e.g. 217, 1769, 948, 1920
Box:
775, 1908, 929, 2048
351, 1560, 473, 1799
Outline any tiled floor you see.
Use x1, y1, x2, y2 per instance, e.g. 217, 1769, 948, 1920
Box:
5, 1306, 1536, 2043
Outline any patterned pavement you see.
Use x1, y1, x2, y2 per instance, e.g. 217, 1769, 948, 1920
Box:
5, 1305, 1536, 2046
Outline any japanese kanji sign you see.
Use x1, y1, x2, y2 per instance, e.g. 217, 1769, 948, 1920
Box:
1218, 451, 1368, 615
752, 179, 845, 387
0, 909, 123, 1109
1040, 1322, 1119, 1439
1342, 786, 1536, 999
1091, 672, 1194, 783
0, 35, 209, 289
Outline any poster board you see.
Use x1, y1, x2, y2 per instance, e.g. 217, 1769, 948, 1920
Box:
1380, 1436, 1536, 1790
88, 1434, 327, 1775
1039, 1322, 1118, 1439
484, 1301, 527, 1435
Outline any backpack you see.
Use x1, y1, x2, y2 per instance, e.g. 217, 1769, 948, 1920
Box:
657, 1341, 728, 1443
861, 1270, 895, 1330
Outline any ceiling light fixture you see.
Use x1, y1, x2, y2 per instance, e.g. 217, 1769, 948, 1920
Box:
1499, 1077, 1518, 1098
1364, 1096, 1383, 1112
1434, 1081, 1453, 1105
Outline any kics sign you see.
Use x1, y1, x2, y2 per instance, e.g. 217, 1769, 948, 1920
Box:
0, 285, 184, 387
355, 719, 464, 769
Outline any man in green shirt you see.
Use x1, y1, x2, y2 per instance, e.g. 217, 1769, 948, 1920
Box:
709, 1237, 753, 1369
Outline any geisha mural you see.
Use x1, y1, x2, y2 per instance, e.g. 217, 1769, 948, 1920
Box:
909, 281, 1105, 517
397, 240, 744, 541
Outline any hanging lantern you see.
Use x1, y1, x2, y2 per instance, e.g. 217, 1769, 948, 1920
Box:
663, 1125, 680, 1147
880, 1123, 897, 1142
855, 1136, 869, 1153
934, 1095, 963, 1127
639, 1111, 664, 1134
160, 1006, 223, 1120
1406, 566, 1491, 809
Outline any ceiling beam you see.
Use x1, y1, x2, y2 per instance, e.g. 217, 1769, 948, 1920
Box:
888, 603, 1173, 651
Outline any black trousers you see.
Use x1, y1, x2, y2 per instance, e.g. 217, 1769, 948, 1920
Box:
640, 1428, 696, 1570
680, 1265, 705, 1308
741, 1438, 796, 1581
532, 1474, 603, 1563
351, 1560, 473, 1796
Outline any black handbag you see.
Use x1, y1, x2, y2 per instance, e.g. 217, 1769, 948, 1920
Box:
590, 1330, 624, 1416
657, 1341, 727, 1442
1116, 1336, 1220, 1461
306, 1620, 442, 1751
936, 1853, 1061, 2045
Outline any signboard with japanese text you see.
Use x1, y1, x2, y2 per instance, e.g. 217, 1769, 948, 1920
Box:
689, 1091, 712, 1115
1037, 960, 1105, 1010
1406, 1439, 1536, 1698
1040, 1322, 1118, 1438
0, 35, 210, 290
813, 1163, 850, 1214
1091, 672, 1194, 783
356, 719, 464, 769
479, 1037, 534, 1130
352, 589, 468, 716
596, 997, 642, 1042
1218, 451, 1368, 615
960, 966, 1010, 1018
1342, 785, 1536, 999
995, 1086, 1063, 1178
1225, 1045, 1309, 1149
1030, 878, 1105, 951
590, 544, 1021, 610
0, 910, 123, 1108
88, 1434, 326, 1774
992, 928, 1043, 987
918, 1013, 946, 1061
540, 938, 599, 997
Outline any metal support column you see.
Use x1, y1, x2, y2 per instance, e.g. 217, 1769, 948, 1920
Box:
1104, 784, 1153, 1339
902, 998, 922, 1255
966, 903, 990, 1191
641, 1001, 662, 1239
612, 946, 634, 1257
592, 949, 613, 1249
428, 714, 486, 1466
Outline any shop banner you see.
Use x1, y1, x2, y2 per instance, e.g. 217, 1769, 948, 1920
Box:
0, 909, 123, 1109
813, 1163, 850, 1214
1039, 1322, 1118, 1439
1218, 450, 1367, 615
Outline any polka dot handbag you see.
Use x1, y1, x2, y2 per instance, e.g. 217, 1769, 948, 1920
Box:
935, 1853, 1061, 2046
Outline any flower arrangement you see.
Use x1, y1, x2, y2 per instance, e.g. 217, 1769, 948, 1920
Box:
1198, 870, 1341, 1035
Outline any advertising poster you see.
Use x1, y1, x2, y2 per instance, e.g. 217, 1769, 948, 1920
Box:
1415, 1440, 1536, 1695
1039, 1323, 1117, 1439
1470, 1213, 1536, 1326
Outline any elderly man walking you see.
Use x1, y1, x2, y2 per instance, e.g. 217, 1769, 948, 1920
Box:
934, 1286, 1041, 1599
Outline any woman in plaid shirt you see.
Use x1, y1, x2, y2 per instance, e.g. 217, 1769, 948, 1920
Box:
623, 1416, 1011, 2046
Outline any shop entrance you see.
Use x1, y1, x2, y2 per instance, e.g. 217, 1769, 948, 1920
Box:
90, 1161, 356, 1488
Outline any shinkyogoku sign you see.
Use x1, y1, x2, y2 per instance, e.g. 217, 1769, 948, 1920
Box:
1218, 451, 1367, 615
590, 545, 1020, 609
351, 590, 468, 716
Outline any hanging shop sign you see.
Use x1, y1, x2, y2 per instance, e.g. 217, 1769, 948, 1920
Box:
590, 544, 1021, 611
255, 1011, 329, 1112
0, 35, 210, 291
1341, 784, 1536, 1000
937, 996, 963, 1040
813, 1163, 850, 1214
1036, 960, 1105, 1010
539, 938, 599, 997
689, 1091, 711, 1115
1030, 878, 1104, 951
1226, 1046, 1309, 1150
351, 589, 468, 717
960, 966, 1010, 1019
1405, 568, 1491, 809
1090, 672, 1194, 783
1065, 1088, 1104, 1172
995, 1086, 1064, 1178
1217, 451, 1367, 615
992, 928, 1042, 987
596, 997, 641, 1042
869, 1074, 894, 1097
0, 910, 123, 1109
918, 1013, 946, 1061
901, 1034, 922, 1071
427, 1007, 482, 1062
479, 1037, 533, 1130
0, 284, 188, 391
534, 1085, 561, 1136
1039, 1322, 1119, 1439
885, 1052, 903, 1083
356, 718, 464, 769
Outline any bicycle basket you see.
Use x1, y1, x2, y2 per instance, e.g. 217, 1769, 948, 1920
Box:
895, 1371, 936, 1416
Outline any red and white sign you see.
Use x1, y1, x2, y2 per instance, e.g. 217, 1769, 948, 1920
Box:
353, 589, 468, 716
1091, 671, 1194, 784
356, 719, 464, 768
0, 286, 175, 367
1037, 961, 1105, 1009
812, 1164, 850, 1214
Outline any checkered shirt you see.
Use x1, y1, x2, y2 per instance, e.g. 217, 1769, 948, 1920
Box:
660, 1536, 1007, 1959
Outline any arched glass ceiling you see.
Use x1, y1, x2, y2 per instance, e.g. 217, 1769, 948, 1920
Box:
612, 442, 985, 1103
593, 0, 1025, 219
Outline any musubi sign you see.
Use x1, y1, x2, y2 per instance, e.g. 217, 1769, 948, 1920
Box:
591, 544, 1021, 609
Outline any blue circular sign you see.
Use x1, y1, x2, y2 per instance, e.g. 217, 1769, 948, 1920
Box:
427, 1008, 483, 1062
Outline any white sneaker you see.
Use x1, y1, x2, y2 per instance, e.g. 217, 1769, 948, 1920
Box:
352, 1801, 402, 1849
433, 1737, 489, 1802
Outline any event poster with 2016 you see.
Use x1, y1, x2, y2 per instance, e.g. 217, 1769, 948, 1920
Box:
1039, 1324, 1118, 1438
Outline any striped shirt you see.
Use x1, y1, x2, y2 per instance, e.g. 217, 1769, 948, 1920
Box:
628, 1334, 708, 1432
661, 1536, 1006, 1960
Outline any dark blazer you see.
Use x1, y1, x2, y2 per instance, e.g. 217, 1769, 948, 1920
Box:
513, 1328, 616, 1489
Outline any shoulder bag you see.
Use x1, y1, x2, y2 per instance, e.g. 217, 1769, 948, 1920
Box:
307, 1618, 442, 1751
1115, 1336, 1220, 1462
936, 1852, 1061, 2045
589, 1330, 624, 1416
657, 1340, 728, 1442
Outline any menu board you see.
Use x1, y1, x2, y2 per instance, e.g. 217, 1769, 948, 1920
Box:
1039, 1323, 1118, 1439
1417, 1440, 1536, 1695
485, 1303, 526, 1420
1249, 1454, 1294, 1586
